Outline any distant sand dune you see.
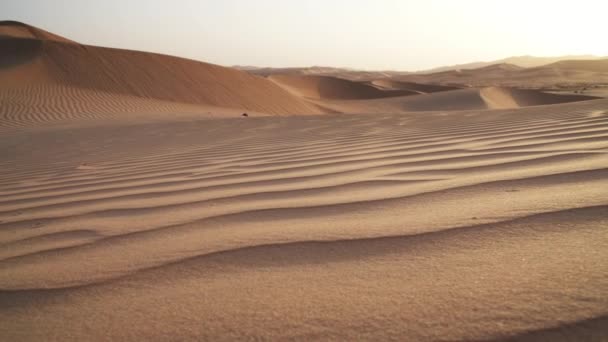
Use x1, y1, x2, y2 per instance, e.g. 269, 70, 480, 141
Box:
480, 86, 596, 109
314, 87, 598, 113
544, 59, 608, 73
268, 74, 418, 99
370, 79, 460, 93
397, 60, 608, 87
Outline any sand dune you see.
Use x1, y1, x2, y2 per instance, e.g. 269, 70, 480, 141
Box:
313, 86, 598, 113
418, 55, 607, 73
543, 59, 608, 73
0, 21, 603, 129
268, 74, 417, 99
1, 21, 608, 341
0, 21, 74, 43
0, 21, 320, 126
370, 79, 460, 93
480, 86, 599, 108
261, 71, 597, 114
241, 65, 410, 81
398, 61, 608, 87
1, 94, 607, 340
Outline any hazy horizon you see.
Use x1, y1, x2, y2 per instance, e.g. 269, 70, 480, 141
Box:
3, 0, 608, 71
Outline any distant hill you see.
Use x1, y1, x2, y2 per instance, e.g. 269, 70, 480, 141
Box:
235, 65, 410, 81
236, 55, 608, 83
394, 60, 608, 87
417, 55, 606, 74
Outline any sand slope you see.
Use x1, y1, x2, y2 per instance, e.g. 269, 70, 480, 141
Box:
262, 71, 597, 114
418, 55, 606, 73
242, 65, 410, 81
542, 59, 608, 73
314, 86, 598, 113
398, 61, 608, 87
0, 21, 75, 43
268, 74, 418, 99
370, 79, 460, 93
1, 96, 607, 340
0, 21, 320, 126
0, 21, 603, 129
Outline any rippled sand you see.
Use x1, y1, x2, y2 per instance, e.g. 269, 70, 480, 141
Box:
1, 98, 607, 340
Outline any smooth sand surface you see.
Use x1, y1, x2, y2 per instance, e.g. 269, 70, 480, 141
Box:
1, 20, 608, 341
1, 97, 608, 340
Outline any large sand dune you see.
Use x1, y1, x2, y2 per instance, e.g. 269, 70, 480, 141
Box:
1, 21, 608, 341
0, 21, 321, 125
0, 21, 602, 129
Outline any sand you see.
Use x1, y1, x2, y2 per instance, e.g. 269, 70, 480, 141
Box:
1, 21, 608, 341
397, 61, 608, 88
0, 22, 321, 124
268, 74, 418, 99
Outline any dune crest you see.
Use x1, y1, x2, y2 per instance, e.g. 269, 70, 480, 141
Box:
0, 21, 321, 127
268, 74, 418, 99
0, 21, 75, 43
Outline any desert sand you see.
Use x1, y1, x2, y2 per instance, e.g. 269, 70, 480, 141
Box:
1, 21, 608, 341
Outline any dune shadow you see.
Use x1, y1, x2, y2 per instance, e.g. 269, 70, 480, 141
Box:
0, 37, 43, 69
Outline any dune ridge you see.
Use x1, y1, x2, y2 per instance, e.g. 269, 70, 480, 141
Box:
370, 79, 460, 93
268, 74, 419, 99
544, 59, 608, 73
0, 21, 75, 43
0, 21, 321, 125
397, 60, 608, 87
311, 86, 598, 113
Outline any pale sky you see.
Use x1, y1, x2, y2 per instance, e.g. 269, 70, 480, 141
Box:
3, 0, 607, 71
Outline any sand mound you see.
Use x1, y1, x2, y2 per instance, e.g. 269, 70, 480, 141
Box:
315, 87, 597, 113
543, 59, 608, 73
480, 87, 596, 109
0, 22, 320, 127
1, 96, 607, 340
269, 74, 417, 100
399, 61, 608, 87
0, 21, 74, 43
370, 79, 460, 93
